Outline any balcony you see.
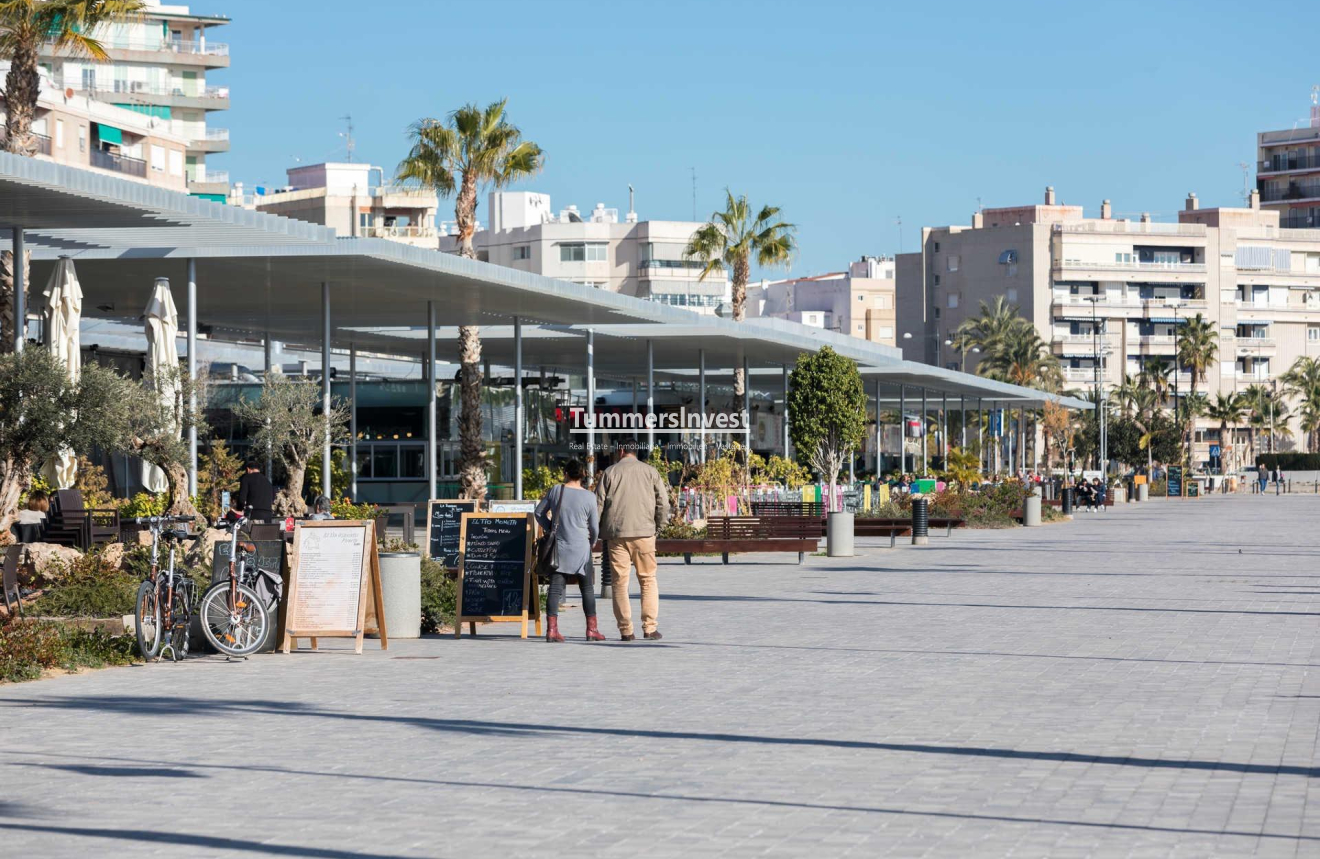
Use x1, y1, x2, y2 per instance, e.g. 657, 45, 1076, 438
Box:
0, 131, 53, 155
186, 127, 229, 153
1259, 155, 1320, 175
42, 36, 229, 67
1135, 334, 1177, 350
79, 81, 230, 110
1233, 337, 1277, 351
1054, 258, 1206, 274
1258, 182, 1320, 204
1052, 221, 1206, 237
361, 224, 439, 244
89, 149, 146, 179
1063, 367, 1104, 382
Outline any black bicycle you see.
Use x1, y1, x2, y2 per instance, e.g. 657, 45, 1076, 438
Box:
133, 515, 197, 663
198, 515, 280, 657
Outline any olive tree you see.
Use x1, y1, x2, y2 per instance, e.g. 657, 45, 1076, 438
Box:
232, 374, 349, 516
787, 346, 866, 512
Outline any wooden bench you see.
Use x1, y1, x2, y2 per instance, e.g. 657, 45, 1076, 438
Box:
750, 501, 825, 517
662, 516, 822, 563
858, 516, 966, 537
656, 538, 820, 565
852, 520, 914, 547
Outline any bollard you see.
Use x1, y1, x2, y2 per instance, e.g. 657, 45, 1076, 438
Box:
911, 497, 930, 546
598, 540, 613, 600
1024, 486, 1042, 527
827, 511, 855, 557
1061, 487, 1073, 516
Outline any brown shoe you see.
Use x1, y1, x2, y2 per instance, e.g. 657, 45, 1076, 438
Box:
585, 616, 605, 642
546, 617, 564, 643
644, 630, 663, 640
620, 633, 635, 642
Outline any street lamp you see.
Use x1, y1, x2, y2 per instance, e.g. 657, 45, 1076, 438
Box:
1083, 296, 1108, 476
1168, 300, 1185, 472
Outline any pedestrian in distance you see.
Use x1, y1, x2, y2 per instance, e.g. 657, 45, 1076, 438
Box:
596, 437, 671, 641
309, 496, 334, 520
237, 459, 276, 522
535, 459, 604, 643
1257, 461, 1269, 494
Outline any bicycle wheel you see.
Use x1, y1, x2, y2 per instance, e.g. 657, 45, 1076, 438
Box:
135, 580, 162, 661
168, 586, 191, 662
198, 581, 269, 657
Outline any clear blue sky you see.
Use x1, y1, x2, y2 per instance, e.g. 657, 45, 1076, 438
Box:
218, 0, 1316, 277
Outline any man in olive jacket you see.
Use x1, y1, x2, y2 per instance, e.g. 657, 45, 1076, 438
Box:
595, 438, 671, 641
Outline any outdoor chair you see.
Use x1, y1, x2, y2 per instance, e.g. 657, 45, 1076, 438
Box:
44, 490, 121, 551
3, 544, 22, 616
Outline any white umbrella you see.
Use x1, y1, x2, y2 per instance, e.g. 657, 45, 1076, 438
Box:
40, 258, 82, 489
141, 277, 180, 494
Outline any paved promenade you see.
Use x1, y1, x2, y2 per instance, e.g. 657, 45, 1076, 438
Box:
2, 495, 1318, 857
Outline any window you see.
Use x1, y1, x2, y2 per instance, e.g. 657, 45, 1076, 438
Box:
858, 295, 865, 302
168, 149, 183, 177
513, 245, 530, 261
77, 125, 86, 154
358, 212, 374, 228
81, 67, 96, 91
1006, 288, 1018, 301
947, 254, 960, 272
54, 119, 64, 148
878, 326, 894, 339
877, 295, 892, 309
559, 242, 607, 262
933, 275, 940, 286
856, 324, 863, 332
150, 144, 165, 171
1309, 326, 1320, 342
934, 308, 941, 319
947, 294, 959, 309
933, 242, 940, 252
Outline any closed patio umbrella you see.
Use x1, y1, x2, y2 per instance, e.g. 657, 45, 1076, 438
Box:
40, 257, 82, 489
141, 277, 180, 494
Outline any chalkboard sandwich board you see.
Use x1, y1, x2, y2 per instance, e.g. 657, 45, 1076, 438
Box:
427, 498, 479, 569
1167, 466, 1183, 498
282, 519, 387, 654
455, 512, 539, 639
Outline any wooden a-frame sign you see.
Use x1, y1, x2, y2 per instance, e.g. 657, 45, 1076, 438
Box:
282, 519, 387, 654
455, 512, 540, 639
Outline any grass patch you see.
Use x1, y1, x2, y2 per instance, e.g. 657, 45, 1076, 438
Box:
0, 615, 138, 684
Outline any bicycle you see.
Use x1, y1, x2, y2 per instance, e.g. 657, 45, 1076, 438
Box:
133, 515, 198, 663
198, 515, 279, 658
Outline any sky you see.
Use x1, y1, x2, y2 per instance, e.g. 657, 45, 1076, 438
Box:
216, 0, 1318, 278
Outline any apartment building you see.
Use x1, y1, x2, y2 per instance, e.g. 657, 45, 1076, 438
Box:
439, 191, 730, 312
1256, 94, 1320, 229
897, 186, 1320, 470
37, 0, 230, 199
0, 65, 189, 192
747, 256, 897, 346
244, 163, 439, 248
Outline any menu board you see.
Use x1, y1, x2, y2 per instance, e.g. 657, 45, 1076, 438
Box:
427, 499, 477, 569
282, 520, 386, 654
1167, 466, 1183, 498
455, 513, 537, 639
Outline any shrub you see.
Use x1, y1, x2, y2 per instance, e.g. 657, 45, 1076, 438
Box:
522, 465, 565, 500
122, 492, 168, 519
420, 557, 457, 634
29, 551, 138, 618
332, 499, 380, 521
60, 625, 137, 670
0, 616, 63, 682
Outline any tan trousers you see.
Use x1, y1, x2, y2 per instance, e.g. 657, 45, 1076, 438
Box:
607, 536, 658, 636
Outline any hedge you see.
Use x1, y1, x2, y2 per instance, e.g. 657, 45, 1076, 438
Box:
1253, 453, 1320, 471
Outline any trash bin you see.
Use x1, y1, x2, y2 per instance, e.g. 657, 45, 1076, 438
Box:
911, 497, 930, 546
1137, 482, 1149, 502
827, 512, 854, 557
1060, 487, 1073, 516
377, 551, 421, 639
1024, 486, 1042, 527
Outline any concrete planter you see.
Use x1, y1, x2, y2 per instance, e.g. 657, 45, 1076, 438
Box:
826, 512, 854, 557
378, 552, 422, 639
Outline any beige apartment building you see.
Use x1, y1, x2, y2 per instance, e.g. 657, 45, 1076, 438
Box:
439, 191, 730, 312
37, 0, 230, 199
747, 256, 897, 347
897, 186, 1320, 470
0, 65, 189, 192
243, 163, 439, 248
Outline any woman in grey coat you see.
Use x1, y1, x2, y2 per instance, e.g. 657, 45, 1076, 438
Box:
534, 459, 604, 642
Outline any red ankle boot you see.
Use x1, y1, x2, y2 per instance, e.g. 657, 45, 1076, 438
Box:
585, 616, 605, 641
546, 617, 564, 643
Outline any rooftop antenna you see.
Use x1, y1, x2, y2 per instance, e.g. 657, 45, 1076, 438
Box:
1238, 162, 1251, 205
338, 114, 355, 162
895, 215, 903, 253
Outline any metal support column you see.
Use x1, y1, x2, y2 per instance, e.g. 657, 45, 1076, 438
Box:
427, 301, 437, 500
11, 227, 23, 352
586, 328, 596, 477
514, 317, 523, 499
264, 336, 274, 479
743, 357, 751, 461
977, 398, 984, 472
899, 385, 906, 473
940, 391, 948, 467
782, 364, 790, 458
698, 349, 707, 463
646, 340, 655, 452
874, 379, 882, 475
186, 259, 198, 496
349, 343, 358, 502
920, 387, 928, 474
960, 395, 966, 449
1020, 405, 1027, 472
321, 282, 331, 499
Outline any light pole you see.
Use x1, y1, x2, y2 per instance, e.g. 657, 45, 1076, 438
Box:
1168, 300, 1184, 473
903, 331, 953, 368
1083, 296, 1105, 472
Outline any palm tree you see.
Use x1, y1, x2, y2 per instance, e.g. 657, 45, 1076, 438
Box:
1176, 314, 1217, 402
397, 99, 543, 500
955, 296, 1032, 358
1242, 383, 1290, 459
1282, 355, 1320, 451
976, 327, 1061, 390
684, 190, 795, 397
1139, 358, 1172, 407
2, 1, 144, 155
1204, 392, 1246, 472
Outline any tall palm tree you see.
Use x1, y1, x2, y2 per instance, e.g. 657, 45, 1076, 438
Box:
976, 326, 1061, 390
2, 1, 144, 155
1176, 313, 1217, 402
397, 99, 543, 500
684, 190, 796, 397
956, 296, 1032, 358
1204, 392, 1246, 472
1282, 355, 1320, 451
1139, 358, 1172, 407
